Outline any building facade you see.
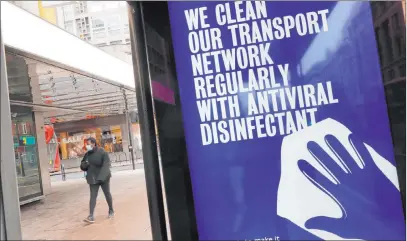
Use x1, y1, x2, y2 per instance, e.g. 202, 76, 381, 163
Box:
372, 1, 406, 84
11, 1, 133, 64
371, 1, 406, 207
56, 1, 132, 63
57, 1, 129, 45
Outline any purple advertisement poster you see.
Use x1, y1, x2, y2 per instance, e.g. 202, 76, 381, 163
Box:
168, 1, 405, 240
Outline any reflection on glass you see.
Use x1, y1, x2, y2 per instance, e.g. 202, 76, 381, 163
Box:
299, 1, 360, 75
385, 81, 406, 159
11, 105, 43, 202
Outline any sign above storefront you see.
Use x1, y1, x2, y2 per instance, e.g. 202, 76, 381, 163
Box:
168, 1, 405, 240
61, 133, 96, 144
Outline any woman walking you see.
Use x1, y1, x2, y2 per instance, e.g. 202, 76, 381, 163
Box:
80, 137, 114, 223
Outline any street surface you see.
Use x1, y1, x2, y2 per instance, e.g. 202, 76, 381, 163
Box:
20, 169, 152, 240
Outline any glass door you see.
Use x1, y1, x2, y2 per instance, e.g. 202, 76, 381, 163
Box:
11, 105, 43, 202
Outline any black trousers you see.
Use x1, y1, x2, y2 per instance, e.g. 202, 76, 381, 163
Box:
89, 179, 113, 216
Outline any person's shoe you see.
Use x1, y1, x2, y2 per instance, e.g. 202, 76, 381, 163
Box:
84, 215, 95, 223
108, 210, 115, 219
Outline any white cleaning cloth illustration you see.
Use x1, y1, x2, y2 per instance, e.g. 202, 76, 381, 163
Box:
277, 118, 399, 240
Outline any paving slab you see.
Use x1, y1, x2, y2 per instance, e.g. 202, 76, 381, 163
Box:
20, 169, 152, 240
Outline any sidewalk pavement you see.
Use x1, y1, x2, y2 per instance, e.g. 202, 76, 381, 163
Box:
20, 169, 152, 240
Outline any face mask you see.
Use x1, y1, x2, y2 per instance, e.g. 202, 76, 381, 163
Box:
86, 145, 93, 151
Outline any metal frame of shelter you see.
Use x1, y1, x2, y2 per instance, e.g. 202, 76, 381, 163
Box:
1, 21, 23, 241
6, 47, 138, 123
2, 1, 138, 124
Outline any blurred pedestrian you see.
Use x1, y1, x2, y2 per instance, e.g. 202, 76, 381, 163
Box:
80, 137, 114, 223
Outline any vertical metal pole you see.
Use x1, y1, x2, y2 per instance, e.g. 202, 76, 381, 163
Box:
0, 160, 5, 241
127, 2, 168, 240
0, 197, 5, 240
122, 88, 135, 170
1, 24, 23, 240
61, 164, 66, 181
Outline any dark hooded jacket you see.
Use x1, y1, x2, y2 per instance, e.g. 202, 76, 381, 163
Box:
81, 147, 111, 185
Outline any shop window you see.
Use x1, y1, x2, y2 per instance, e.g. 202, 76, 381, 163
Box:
385, 1, 393, 9
10, 106, 42, 202
382, 20, 394, 63
101, 126, 123, 153
93, 30, 106, 39
21, 123, 28, 134
149, 63, 154, 73
96, 43, 108, 47
397, 36, 405, 58
399, 64, 406, 77
88, 2, 103, 13
93, 27, 105, 33
62, 5, 74, 19
16, 122, 33, 135
108, 29, 121, 37
110, 40, 122, 45
92, 18, 104, 28
104, 1, 119, 10
106, 14, 121, 27
107, 20, 121, 36
59, 126, 126, 160
384, 81, 406, 206
64, 20, 74, 34
388, 68, 396, 80
392, 13, 401, 30
374, 27, 384, 65
60, 132, 96, 159
12, 122, 17, 136
124, 26, 129, 34
378, 2, 386, 14
148, 46, 153, 61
